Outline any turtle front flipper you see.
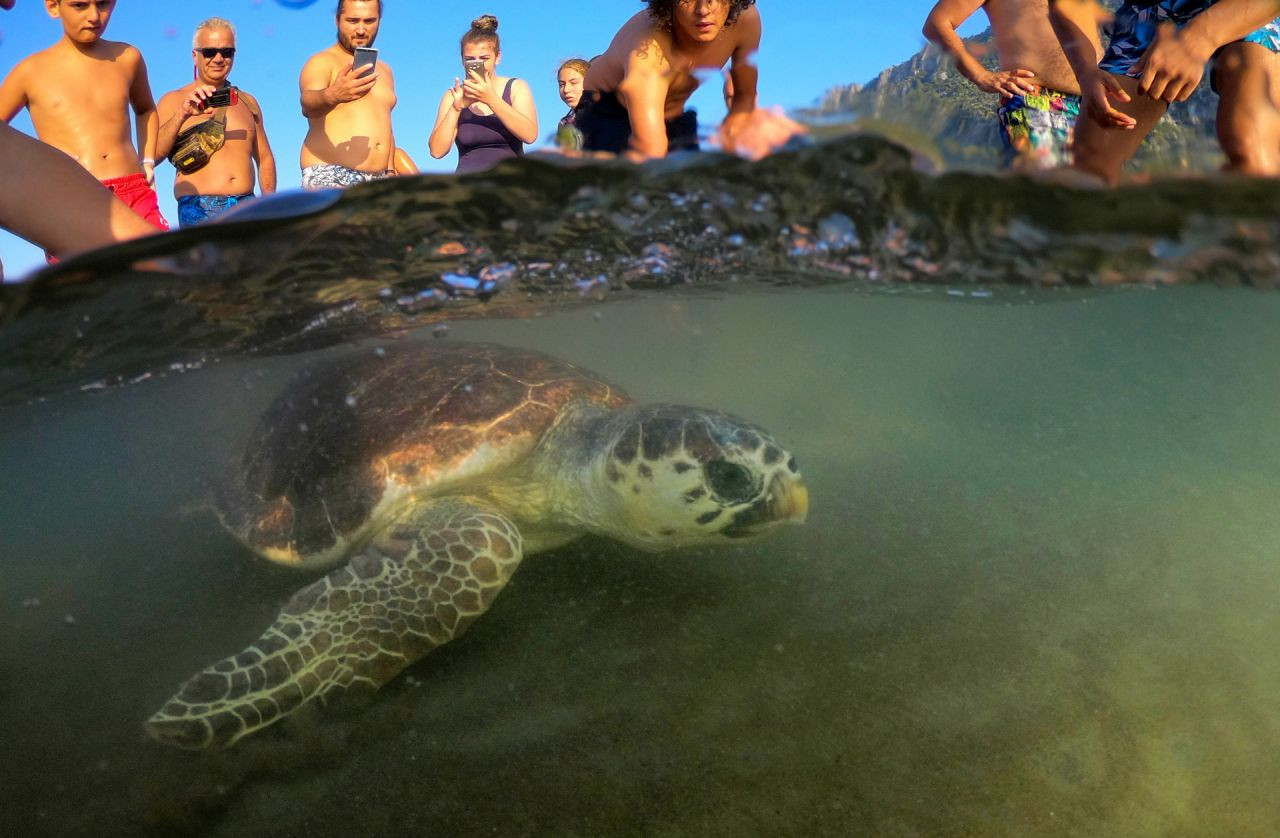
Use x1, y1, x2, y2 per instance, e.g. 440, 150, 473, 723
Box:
146, 499, 524, 749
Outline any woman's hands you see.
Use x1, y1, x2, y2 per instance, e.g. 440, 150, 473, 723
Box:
460, 66, 499, 109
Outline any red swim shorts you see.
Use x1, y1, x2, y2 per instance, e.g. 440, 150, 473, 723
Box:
100, 172, 170, 232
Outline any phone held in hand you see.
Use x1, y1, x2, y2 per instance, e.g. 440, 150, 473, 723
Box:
204, 86, 239, 109
463, 59, 485, 80
353, 47, 378, 73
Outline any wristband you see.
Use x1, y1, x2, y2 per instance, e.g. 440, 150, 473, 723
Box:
142, 158, 155, 166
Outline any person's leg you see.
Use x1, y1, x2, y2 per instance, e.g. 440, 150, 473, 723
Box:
1070, 74, 1169, 184
1215, 41, 1280, 174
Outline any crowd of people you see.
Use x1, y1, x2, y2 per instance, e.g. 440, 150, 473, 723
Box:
1, 0, 1280, 279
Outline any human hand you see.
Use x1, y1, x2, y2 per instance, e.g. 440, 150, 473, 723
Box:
978, 68, 1037, 98
181, 85, 219, 116
328, 63, 377, 105
461, 69, 497, 107
1080, 68, 1136, 129
1133, 22, 1210, 103
448, 79, 477, 112
142, 158, 155, 187
713, 107, 808, 161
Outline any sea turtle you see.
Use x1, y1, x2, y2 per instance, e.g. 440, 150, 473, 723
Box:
146, 342, 808, 749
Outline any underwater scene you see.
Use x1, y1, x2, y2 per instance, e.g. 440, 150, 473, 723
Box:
2, 138, 1280, 836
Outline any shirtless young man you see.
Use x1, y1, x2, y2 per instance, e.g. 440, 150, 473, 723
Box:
577, 0, 802, 160
156, 18, 276, 228
0, 0, 168, 231
298, 0, 399, 189
924, 0, 1104, 170
1050, 0, 1280, 183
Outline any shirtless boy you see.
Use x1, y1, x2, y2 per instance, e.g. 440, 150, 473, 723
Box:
1050, 0, 1280, 183
156, 18, 276, 227
298, 0, 399, 188
924, 0, 1104, 170
0, 0, 168, 231
577, 0, 801, 159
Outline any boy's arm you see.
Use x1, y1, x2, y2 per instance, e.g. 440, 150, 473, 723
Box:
1136, 0, 1280, 101
618, 35, 674, 159
244, 92, 277, 193
716, 8, 806, 160
923, 0, 1035, 96
127, 48, 160, 185
0, 59, 30, 123
1049, 0, 1135, 128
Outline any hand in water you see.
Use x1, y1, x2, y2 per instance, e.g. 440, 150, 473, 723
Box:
714, 107, 808, 161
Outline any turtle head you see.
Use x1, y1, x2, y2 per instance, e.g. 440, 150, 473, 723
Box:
595, 405, 808, 551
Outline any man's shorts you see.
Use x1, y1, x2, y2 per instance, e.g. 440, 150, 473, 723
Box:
301, 163, 390, 190
176, 193, 254, 228
1101, 1, 1280, 76
997, 86, 1081, 169
101, 172, 169, 231
573, 90, 700, 155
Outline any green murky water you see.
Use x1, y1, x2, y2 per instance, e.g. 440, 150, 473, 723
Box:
3, 283, 1279, 836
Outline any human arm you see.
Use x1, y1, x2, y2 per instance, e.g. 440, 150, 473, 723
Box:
616, 35, 675, 159
923, 0, 1036, 96
393, 147, 418, 175
1049, 0, 1134, 128
299, 54, 376, 119
460, 74, 539, 145
127, 49, 160, 185
155, 86, 218, 160
715, 8, 806, 160
428, 84, 469, 159
243, 92, 276, 193
0, 59, 31, 123
1134, 0, 1280, 101
0, 123, 156, 257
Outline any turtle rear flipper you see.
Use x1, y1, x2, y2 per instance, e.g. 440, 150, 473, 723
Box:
146, 500, 524, 749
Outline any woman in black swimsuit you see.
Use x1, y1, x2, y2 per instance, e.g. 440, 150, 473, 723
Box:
427, 15, 539, 174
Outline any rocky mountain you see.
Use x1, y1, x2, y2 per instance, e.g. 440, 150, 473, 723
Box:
804, 25, 1222, 173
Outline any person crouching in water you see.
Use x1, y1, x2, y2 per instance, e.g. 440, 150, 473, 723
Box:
428, 15, 539, 174
156, 18, 276, 227
575, 0, 804, 160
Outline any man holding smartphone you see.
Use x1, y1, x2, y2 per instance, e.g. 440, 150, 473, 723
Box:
156, 17, 277, 227
298, 0, 400, 188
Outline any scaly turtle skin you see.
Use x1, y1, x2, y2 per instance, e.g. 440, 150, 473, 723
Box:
146, 342, 808, 749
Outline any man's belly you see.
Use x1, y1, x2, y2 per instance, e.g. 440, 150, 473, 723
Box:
300, 125, 392, 172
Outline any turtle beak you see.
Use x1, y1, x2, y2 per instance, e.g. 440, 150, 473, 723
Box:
769, 473, 809, 524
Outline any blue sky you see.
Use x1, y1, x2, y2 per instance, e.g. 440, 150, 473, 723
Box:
0, 0, 988, 279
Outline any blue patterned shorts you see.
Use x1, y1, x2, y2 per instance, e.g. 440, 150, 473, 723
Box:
301, 163, 390, 189
176, 193, 255, 228
1101, 2, 1280, 75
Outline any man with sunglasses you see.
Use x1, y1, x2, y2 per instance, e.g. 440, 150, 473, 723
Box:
0, 0, 168, 232
156, 18, 276, 227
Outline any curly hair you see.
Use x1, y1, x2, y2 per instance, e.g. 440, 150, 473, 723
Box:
644, 0, 756, 33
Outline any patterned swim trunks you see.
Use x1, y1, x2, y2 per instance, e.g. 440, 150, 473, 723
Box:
301, 163, 390, 190
176, 193, 254, 228
1101, 1, 1280, 75
997, 86, 1082, 170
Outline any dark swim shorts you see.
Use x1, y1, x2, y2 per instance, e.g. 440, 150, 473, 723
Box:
1101, 1, 1280, 76
573, 90, 699, 155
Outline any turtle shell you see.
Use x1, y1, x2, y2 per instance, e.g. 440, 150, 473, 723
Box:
217, 342, 630, 567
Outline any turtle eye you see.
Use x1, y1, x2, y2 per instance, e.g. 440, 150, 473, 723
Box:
705, 460, 755, 504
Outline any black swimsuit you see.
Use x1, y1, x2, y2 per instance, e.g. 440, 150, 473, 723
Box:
573, 90, 699, 155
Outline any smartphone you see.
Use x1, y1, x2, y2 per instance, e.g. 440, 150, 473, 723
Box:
463, 58, 485, 79
353, 47, 378, 73
204, 86, 239, 108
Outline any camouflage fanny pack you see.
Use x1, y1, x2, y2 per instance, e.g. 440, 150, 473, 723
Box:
169, 109, 227, 175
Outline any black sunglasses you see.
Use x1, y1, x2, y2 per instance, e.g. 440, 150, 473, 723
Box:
197, 47, 236, 59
